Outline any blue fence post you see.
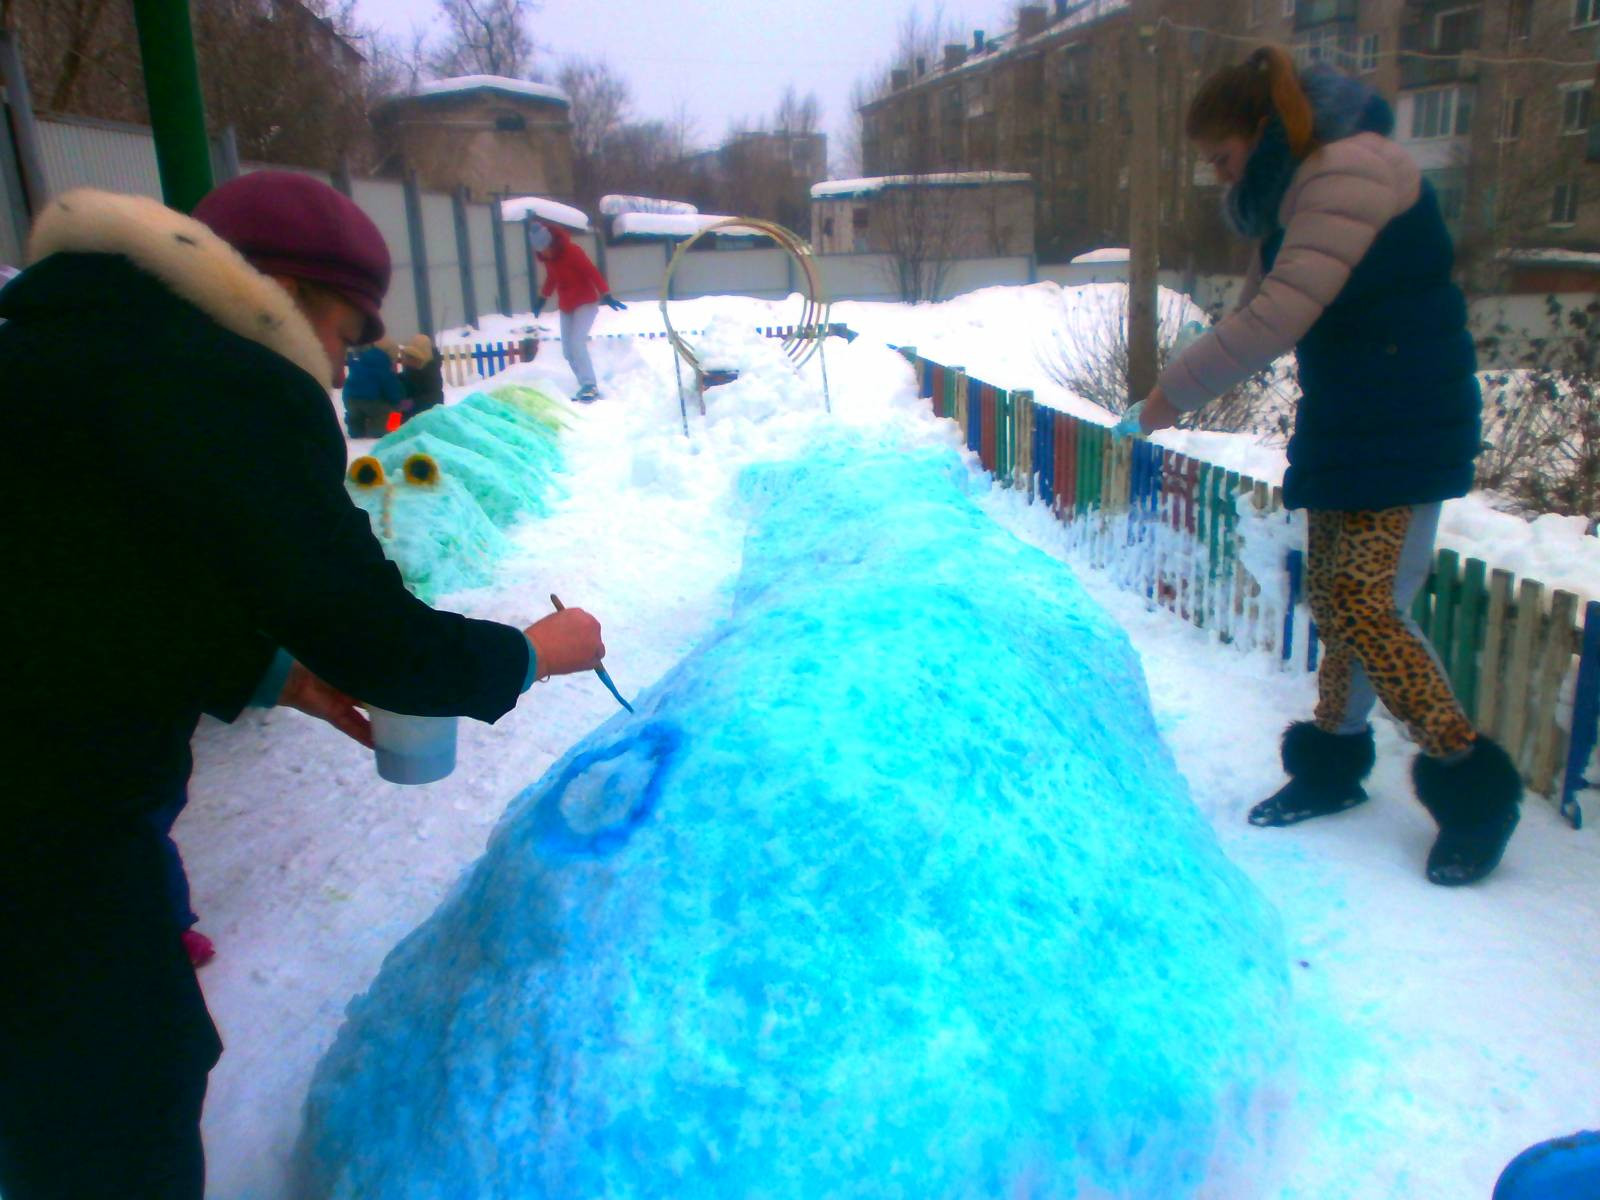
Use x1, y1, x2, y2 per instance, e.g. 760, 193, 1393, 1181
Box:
1560, 599, 1600, 829
1283, 549, 1303, 664
966, 375, 982, 452
1307, 623, 1320, 671
1036, 408, 1053, 507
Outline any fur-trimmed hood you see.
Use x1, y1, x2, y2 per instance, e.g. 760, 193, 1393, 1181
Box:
1226, 67, 1396, 239
26, 188, 334, 385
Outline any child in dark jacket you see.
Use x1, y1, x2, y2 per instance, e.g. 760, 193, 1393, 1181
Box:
400, 333, 444, 418
529, 221, 625, 402
342, 339, 403, 436
1139, 46, 1520, 887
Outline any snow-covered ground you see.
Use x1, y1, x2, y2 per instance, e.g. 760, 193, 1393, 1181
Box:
188, 289, 1600, 1198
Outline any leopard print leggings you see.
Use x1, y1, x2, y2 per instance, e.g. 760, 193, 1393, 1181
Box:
1306, 507, 1477, 758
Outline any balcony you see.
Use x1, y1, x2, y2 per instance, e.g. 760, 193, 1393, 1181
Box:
1295, 0, 1356, 30
1397, 51, 1479, 89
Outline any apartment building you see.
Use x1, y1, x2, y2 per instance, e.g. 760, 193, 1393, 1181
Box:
858, 0, 1600, 286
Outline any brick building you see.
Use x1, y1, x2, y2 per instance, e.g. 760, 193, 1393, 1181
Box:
372, 76, 575, 203
857, 0, 1600, 287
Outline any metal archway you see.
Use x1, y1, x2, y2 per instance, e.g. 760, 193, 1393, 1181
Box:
659, 217, 832, 434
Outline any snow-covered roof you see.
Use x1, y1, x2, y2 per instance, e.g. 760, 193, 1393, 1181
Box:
811, 172, 1031, 199
612, 213, 767, 239
409, 75, 570, 107
501, 196, 590, 230
1070, 247, 1130, 264
1502, 247, 1600, 268
600, 195, 699, 217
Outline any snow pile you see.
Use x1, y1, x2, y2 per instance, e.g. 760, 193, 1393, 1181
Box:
1071, 247, 1130, 264
297, 438, 1291, 1199
501, 196, 590, 230
600, 195, 698, 217
811, 171, 1032, 199
346, 385, 568, 599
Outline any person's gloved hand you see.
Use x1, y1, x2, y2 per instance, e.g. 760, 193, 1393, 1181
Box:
601, 294, 627, 311
1112, 401, 1145, 440
531, 296, 547, 317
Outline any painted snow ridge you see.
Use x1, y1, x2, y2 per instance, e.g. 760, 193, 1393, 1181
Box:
408, 75, 570, 106
501, 196, 590, 229
346, 385, 568, 601
296, 437, 1291, 1200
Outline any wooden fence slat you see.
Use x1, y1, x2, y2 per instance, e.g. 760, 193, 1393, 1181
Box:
1429, 549, 1460, 681
1502, 579, 1544, 771
1477, 568, 1515, 738
1530, 590, 1580, 795
1454, 557, 1487, 718
952, 368, 968, 440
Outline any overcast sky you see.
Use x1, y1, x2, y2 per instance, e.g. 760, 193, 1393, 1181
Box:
351, 0, 1001, 173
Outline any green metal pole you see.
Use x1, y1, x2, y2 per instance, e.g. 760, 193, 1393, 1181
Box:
132, 0, 213, 212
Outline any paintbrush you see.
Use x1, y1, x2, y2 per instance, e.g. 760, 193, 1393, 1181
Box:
549, 594, 634, 713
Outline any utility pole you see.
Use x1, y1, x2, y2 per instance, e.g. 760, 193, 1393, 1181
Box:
131, 0, 213, 212
1127, 0, 1159, 408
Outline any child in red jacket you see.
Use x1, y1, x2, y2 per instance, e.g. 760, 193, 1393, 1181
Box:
529, 221, 626, 402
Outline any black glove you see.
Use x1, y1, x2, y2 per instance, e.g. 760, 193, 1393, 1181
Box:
531, 297, 547, 317
601, 294, 627, 311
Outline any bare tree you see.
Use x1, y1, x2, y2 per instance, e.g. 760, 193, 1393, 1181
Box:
365, 23, 432, 102
872, 182, 963, 302
559, 56, 630, 210
429, 0, 538, 79
1477, 296, 1600, 524
1037, 286, 1295, 437
5, 0, 376, 171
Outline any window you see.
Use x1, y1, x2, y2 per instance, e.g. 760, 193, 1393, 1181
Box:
1433, 7, 1480, 52
1551, 181, 1579, 224
1576, 0, 1600, 28
1510, 0, 1533, 36
1560, 83, 1593, 134
1358, 33, 1379, 73
852, 206, 869, 230
822, 217, 835, 238
1299, 27, 1351, 69
966, 78, 992, 118
492, 112, 526, 132
1282, 0, 1295, 16
1249, 0, 1262, 25
1499, 95, 1524, 140
1409, 86, 1473, 139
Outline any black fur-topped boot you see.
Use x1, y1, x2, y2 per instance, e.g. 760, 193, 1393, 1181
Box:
1413, 736, 1522, 886
1249, 722, 1377, 827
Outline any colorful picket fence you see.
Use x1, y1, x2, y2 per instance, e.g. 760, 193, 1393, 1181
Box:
900, 346, 1599, 826
439, 325, 854, 388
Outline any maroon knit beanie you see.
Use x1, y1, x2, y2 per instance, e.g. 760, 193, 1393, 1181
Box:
193, 171, 391, 343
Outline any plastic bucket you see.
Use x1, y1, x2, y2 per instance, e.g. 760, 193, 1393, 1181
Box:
369, 708, 458, 785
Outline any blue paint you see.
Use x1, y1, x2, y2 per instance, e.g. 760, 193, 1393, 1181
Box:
300, 439, 1291, 1199
1560, 600, 1600, 829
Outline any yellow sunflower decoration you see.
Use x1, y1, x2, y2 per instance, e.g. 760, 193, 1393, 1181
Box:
403, 453, 441, 486
348, 456, 386, 488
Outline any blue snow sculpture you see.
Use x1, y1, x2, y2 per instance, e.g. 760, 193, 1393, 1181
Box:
298, 438, 1292, 1199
